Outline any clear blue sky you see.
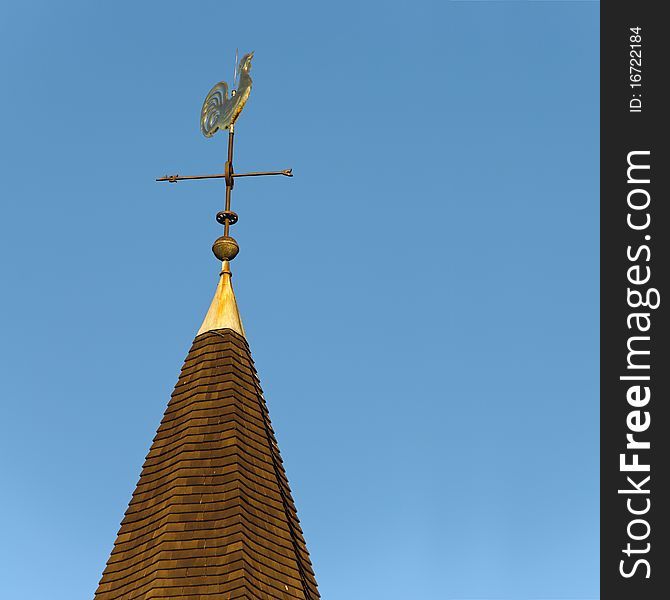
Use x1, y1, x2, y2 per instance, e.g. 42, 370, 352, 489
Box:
0, 1, 599, 598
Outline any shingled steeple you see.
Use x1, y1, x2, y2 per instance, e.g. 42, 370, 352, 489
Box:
95, 261, 319, 599
96, 51, 319, 599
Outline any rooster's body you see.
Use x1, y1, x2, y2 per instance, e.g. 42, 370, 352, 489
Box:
200, 52, 253, 137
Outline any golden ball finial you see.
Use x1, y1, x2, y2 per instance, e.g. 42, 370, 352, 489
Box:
212, 235, 240, 261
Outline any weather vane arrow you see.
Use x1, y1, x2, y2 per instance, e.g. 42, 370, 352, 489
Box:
156, 51, 292, 261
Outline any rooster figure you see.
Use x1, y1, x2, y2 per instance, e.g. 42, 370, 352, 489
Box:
200, 51, 254, 137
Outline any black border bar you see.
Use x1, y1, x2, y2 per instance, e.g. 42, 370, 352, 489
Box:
601, 2, 669, 598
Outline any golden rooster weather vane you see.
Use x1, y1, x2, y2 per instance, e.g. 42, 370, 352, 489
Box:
200, 51, 254, 137
157, 51, 292, 262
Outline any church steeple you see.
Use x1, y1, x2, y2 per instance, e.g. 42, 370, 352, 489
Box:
95, 322, 320, 598
95, 52, 319, 599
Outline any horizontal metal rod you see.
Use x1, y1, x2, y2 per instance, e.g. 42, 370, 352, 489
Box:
235, 169, 293, 178
156, 173, 225, 182
156, 169, 292, 183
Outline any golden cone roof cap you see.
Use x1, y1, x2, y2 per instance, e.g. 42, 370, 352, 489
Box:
197, 260, 245, 336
